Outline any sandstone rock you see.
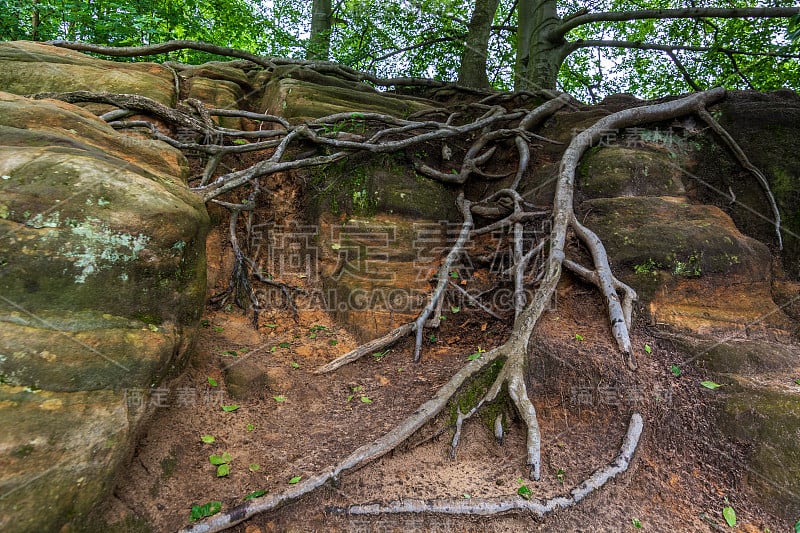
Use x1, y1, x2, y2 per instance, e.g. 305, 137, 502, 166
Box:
580, 196, 793, 337
0, 41, 176, 106
261, 74, 433, 122
0, 91, 208, 531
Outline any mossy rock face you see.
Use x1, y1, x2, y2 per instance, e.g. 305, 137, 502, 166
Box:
580, 196, 793, 336
0, 386, 130, 533
309, 154, 459, 221
717, 383, 800, 518
0, 92, 208, 530
577, 146, 686, 199
310, 151, 458, 341
0, 41, 176, 106
691, 91, 800, 278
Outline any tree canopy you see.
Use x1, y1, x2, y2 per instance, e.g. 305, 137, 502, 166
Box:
3, 1, 799, 101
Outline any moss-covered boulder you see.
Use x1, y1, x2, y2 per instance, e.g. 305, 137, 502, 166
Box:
0, 41, 176, 106
580, 196, 793, 337
578, 146, 686, 199
691, 91, 800, 277
0, 92, 208, 531
717, 380, 800, 519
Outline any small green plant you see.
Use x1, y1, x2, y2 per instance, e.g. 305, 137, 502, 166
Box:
556, 468, 565, 483
672, 252, 702, 277
329, 339, 338, 346
278, 342, 291, 349
644, 344, 652, 354
574, 333, 584, 341
246, 423, 255, 431
273, 395, 287, 402
429, 333, 437, 342
631, 518, 642, 529
634, 258, 658, 274
264, 323, 277, 328
670, 364, 681, 377
288, 475, 302, 484
451, 306, 460, 313
200, 435, 215, 444
360, 396, 373, 403
213, 326, 224, 333
701, 380, 722, 390
517, 484, 533, 500
794, 378, 800, 386
449, 271, 459, 278
290, 361, 300, 369
190, 501, 221, 521
373, 350, 389, 360
248, 464, 260, 472
207, 377, 218, 387
221, 405, 240, 412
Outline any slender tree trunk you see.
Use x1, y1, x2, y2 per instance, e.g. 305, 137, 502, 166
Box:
458, 0, 501, 89
308, 0, 332, 61
515, 0, 566, 91
32, 1, 41, 41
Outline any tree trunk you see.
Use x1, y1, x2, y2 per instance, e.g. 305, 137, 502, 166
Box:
457, 0, 501, 89
307, 0, 332, 61
515, 0, 566, 91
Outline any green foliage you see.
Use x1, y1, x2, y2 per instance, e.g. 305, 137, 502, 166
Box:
701, 380, 722, 390
190, 501, 221, 521
4, 0, 797, 100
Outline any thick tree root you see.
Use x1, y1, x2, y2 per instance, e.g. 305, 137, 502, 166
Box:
180, 347, 505, 533
333, 412, 643, 516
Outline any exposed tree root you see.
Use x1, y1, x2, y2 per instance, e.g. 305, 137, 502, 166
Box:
334, 412, 643, 516
28, 44, 756, 530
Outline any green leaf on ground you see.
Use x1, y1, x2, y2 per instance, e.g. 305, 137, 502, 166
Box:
209, 453, 232, 465
200, 435, 215, 444
517, 485, 533, 500
221, 405, 240, 412
216, 463, 230, 477
670, 365, 681, 377
190, 501, 222, 521
288, 475, 302, 484
290, 361, 300, 369
722, 506, 736, 527
644, 344, 652, 354
243, 489, 267, 500
360, 396, 373, 403
632, 518, 642, 528
248, 463, 260, 472
207, 376, 218, 387
574, 333, 584, 341
701, 381, 722, 390
273, 395, 287, 402
246, 423, 255, 431
278, 342, 291, 349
